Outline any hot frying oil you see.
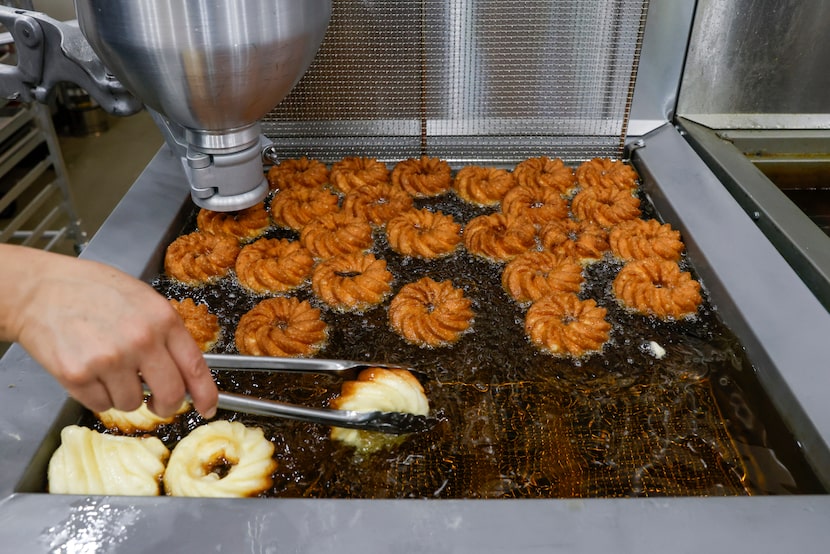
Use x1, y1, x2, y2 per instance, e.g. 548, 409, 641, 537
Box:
129, 178, 829, 498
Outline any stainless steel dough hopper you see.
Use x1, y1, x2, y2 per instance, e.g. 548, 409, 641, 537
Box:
0, 0, 331, 211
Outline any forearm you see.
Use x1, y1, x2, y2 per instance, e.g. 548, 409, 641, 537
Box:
0, 244, 59, 342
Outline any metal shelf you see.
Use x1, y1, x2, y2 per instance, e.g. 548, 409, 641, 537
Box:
0, 102, 86, 253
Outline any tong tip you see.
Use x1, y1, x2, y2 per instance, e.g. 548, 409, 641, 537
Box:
357, 411, 441, 435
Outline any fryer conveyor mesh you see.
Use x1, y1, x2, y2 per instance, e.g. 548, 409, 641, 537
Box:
262, 0, 649, 163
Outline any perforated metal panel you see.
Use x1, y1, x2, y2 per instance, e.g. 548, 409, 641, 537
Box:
263, 0, 649, 164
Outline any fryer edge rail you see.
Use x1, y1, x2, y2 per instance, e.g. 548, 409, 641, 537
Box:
632, 123, 830, 488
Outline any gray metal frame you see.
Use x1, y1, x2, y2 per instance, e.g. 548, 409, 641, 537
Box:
678, 118, 830, 313
673, 0, 830, 338
0, 102, 87, 253
627, 0, 696, 136
2, 0, 830, 550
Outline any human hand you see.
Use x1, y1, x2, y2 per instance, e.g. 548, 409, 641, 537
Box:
0, 245, 218, 418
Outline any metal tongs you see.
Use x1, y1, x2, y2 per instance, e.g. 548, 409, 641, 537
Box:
201, 354, 439, 435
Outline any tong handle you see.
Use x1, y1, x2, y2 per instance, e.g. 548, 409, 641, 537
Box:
203, 353, 404, 375
203, 353, 351, 372
142, 367, 437, 433
194, 354, 435, 433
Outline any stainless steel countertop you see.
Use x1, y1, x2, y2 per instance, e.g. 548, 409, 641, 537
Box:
2, 130, 830, 552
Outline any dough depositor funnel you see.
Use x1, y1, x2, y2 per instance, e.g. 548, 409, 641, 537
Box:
0, 0, 332, 211
74, 0, 331, 212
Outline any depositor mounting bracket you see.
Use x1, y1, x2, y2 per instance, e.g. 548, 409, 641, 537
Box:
0, 5, 141, 116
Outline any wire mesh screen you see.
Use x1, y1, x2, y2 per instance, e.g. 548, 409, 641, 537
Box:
262, 0, 649, 163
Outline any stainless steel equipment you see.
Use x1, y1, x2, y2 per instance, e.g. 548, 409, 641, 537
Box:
0, 0, 331, 211
74, 0, 331, 212
2, 0, 830, 551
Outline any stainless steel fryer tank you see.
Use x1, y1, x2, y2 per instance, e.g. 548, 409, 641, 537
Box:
2, 125, 830, 551
2, 0, 830, 550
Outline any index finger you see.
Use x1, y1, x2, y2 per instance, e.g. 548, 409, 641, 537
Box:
167, 324, 218, 419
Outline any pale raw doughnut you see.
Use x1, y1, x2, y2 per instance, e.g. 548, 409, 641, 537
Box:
48, 425, 169, 496
96, 399, 190, 434
330, 368, 430, 451
164, 420, 277, 498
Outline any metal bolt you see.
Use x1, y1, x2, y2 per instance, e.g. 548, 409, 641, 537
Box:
261, 145, 279, 165
187, 151, 212, 170
15, 18, 41, 48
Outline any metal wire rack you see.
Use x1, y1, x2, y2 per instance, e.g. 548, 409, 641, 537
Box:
263, 0, 649, 164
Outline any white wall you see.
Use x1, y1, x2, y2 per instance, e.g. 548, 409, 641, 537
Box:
33, 0, 75, 21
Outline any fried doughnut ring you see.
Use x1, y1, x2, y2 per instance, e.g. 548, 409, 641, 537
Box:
235, 238, 315, 294
525, 293, 611, 357
386, 208, 462, 259
609, 218, 684, 262
330, 156, 390, 194
463, 213, 536, 262
502, 251, 584, 303
311, 252, 393, 312
169, 298, 221, 352
575, 157, 639, 191
391, 156, 452, 197
453, 165, 515, 206
539, 218, 610, 265
269, 186, 339, 231
196, 202, 271, 243
342, 182, 414, 227
513, 156, 577, 197
571, 186, 641, 229
501, 184, 569, 226
389, 277, 474, 348
612, 259, 702, 320
266, 156, 329, 191
235, 297, 328, 356
300, 212, 374, 259
164, 231, 240, 286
